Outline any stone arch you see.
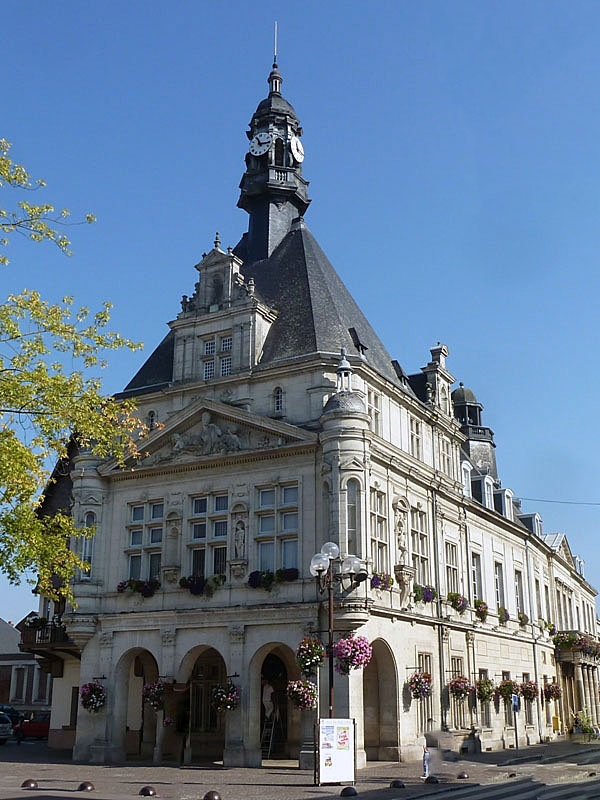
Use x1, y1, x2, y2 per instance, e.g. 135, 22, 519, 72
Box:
248, 642, 299, 762
363, 638, 399, 761
175, 644, 228, 763
110, 647, 159, 761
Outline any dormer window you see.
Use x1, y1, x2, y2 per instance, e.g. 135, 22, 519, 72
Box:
484, 476, 494, 510
273, 387, 284, 415
461, 462, 472, 497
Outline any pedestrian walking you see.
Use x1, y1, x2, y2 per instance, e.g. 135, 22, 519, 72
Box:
421, 745, 430, 779
14, 718, 23, 746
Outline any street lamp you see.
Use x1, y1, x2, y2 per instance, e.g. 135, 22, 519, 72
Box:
309, 542, 368, 717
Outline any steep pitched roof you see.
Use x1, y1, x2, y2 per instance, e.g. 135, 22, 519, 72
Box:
244, 219, 413, 392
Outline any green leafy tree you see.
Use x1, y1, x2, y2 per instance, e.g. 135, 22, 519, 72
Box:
0, 139, 145, 603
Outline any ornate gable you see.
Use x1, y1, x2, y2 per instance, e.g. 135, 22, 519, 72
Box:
99, 397, 317, 476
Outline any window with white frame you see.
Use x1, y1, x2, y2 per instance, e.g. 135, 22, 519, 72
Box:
367, 389, 381, 435
483, 477, 494, 509
220, 356, 232, 376
369, 487, 387, 572
471, 552, 483, 601
439, 436, 452, 476
494, 562, 506, 612
461, 462, 472, 498
514, 569, 525, 614
204, 339, 216, 355
409, 416, 422, 460
445, 541, 459, 595
188, 493, 229, 578
220, 335, 232, 352
203, 359, 215, 380
125, 501, 164, 581
346, 479, 361, 556
255, 483, 299, 572
411, 507, 429, 585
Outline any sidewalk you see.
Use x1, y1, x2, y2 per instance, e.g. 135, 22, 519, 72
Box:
0, 739, 597, 800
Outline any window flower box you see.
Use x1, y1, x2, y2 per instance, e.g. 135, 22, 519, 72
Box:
447, 592, 468, 614
414, 584, 437, 603
474, 599, 488, 623
371, 572, 394, 590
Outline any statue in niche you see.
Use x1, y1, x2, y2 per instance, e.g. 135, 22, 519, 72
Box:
393, 497, 409, 565
234, 520, 246, 559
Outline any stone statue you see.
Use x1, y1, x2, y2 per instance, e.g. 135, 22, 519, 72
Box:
199, 412, 222, 455
234, 520, 245, 559
393, 498, 408, 565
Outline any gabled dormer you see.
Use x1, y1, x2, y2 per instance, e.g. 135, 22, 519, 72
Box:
420, 342, 455, 416
170, 236, 278, 384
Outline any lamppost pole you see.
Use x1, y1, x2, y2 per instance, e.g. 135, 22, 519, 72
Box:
327, 568, 335, 718
310, 542, 368, 722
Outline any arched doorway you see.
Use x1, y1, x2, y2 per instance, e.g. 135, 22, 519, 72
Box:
260, 652, 289, 759
177, 646, 227, 763
111, 648, 159, 760
363, 639, 399, 761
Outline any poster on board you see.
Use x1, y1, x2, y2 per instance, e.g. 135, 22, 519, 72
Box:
317, 718, 355, 785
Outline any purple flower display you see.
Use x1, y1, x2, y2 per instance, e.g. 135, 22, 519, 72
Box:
448, 675, 473, 699
370, 572, 394, 590
447, 592, 468, 614
543, 682, 562, 702
295, 637, 325, 676
80, 682, 106, 713
210, 681, 240, 712
287, 679, 318, 710
143, 680, 166, 711
332, 635, 372, 675
408, 671, 433, 699
414, 584, 437, 603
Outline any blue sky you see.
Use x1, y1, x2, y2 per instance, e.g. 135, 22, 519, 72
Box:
3, 0, 600, 623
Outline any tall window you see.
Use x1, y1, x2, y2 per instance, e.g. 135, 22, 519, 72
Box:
479, 668, 491, 728
367, 389, 381, 435
514, 570, 525, 614
369, 488, 388, 572
188, 493, 229, 578
471, 552, 483, 601
523, 672, 534, 725
273, 387, 284, 414
346, 479, 360, 556
502, 670, 513, 726
411, 508, 429, 585
439, 437, 452, 476
450, 656, 466, 729
445, 542, 459, 595
255, 484, 299, 572
535, 579, 542, 622
409, 416, 422, 459
126, 501, 164, 582
461, 463, 472, 498
417, 652, 434, 733
494, 562, 505, 612
484, 477, 494, 509
80, 511, 95, 579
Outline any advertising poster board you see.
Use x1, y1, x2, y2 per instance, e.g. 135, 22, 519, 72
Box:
317, 718, 355, 785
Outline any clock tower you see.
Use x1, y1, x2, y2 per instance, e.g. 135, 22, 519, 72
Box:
237, 61, 311, 264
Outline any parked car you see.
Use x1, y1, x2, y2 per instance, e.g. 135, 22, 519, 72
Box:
20, 711, 50, 739
0, 713, 13, 744
0, 704, 21, 726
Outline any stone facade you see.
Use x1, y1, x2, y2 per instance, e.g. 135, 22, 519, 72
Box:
26, 63, 598, 766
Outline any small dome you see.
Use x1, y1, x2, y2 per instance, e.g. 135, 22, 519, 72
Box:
255, 92, 296, 117
451, 382, 479, 405
322, 391, 365, 415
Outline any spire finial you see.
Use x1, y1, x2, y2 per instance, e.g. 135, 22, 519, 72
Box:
214, 232, 220, 249
268, 23, 282, 94
274, 20, 278, 65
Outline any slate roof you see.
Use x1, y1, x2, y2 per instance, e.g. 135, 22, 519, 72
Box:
121, 219, 413, 396
242, 218, 413, 392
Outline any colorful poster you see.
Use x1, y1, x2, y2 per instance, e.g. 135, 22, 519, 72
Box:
318, 718, 355, 785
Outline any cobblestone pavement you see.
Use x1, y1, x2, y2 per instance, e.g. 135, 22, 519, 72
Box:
1, 739, 600, 800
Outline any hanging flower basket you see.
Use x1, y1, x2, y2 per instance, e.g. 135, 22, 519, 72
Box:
495, 679, 518, 702
80, 682, 107, 713
371, 572, 394, 590
448, 675, 473, 699
287, 679, 318, 711
23, 615, 48, 630
520, 680, 539, 702
475, 678, 495, 703
447, 593, 468, 614
332, 635, 372, 675
543, 682, 562, 702
143, 680, 166, 711
474, 599, 488, 623
414, 584, 437, 603
295, 637, 325, 677
210, 681, 240, 712
408, 671, 433, 699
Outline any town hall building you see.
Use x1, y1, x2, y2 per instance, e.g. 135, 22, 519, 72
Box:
22, 60, 599, 767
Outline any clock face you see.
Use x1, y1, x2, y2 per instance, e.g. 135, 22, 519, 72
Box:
290, 135, 305, 163
249, 131, 271, 156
